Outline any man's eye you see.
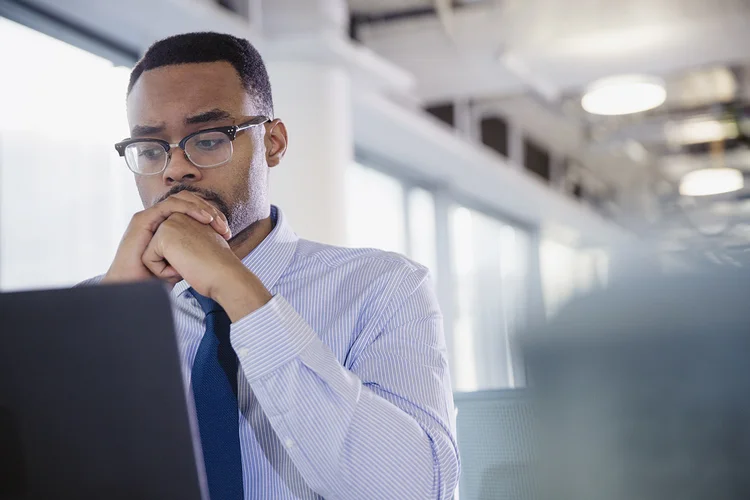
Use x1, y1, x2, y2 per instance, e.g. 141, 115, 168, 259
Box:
194, 137, 228, 151
139, 147, 163, 160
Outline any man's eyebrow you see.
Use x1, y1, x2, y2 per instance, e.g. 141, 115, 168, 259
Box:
185, 108, 234, 125
131, 124, 165, 137
129, 109, 234, 137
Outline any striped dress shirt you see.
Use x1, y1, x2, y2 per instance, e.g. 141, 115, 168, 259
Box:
82, 205, 459, 499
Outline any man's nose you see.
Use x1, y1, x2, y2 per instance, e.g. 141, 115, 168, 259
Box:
163, 149, 202, 185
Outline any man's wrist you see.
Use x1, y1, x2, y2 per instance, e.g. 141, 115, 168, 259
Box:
211, 262, 272, 322
101, 269, 142, 284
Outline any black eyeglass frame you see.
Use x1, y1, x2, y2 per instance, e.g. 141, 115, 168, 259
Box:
114, 115, 270, 174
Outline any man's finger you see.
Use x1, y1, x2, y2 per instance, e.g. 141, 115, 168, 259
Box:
136, 198, 214, 234
133, 196, 229, 240
141, 235, 175, 280
172, 191, 232, 240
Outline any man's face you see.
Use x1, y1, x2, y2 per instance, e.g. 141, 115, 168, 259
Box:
126, 61, 273, 235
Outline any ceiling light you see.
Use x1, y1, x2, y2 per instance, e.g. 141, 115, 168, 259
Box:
679, 168, 744, 197
665, 118, 738, 145
581, 75, 666, 116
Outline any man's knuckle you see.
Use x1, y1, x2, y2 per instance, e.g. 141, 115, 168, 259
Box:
130, 210, 150, 226
169, 213, 190, 224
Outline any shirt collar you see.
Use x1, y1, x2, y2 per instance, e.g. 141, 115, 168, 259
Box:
173, 205, 298, 298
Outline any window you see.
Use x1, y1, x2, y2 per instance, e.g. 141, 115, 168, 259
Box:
346, 162, 407, 254
449, 205, 530, 391
0, 18, 141, 291
539, 240, 609, 318
346, 163, 441, 281
524, 137, 551, 181
407, 188, 438, 283
424, 103, 455, 128
347, 160, 535, 392
480, 115, 509, 157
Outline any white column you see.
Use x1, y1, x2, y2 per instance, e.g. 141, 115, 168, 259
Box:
261, 0, 352, 245
266, 61, 353, 246
453, 98, 475, 140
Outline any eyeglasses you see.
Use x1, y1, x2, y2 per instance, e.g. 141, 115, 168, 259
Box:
114, 116, 270, 176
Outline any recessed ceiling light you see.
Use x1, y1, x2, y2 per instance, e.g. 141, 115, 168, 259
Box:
679, 167, 744, 197
582, 74, 666, 116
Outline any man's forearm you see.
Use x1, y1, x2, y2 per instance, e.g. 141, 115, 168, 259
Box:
230, 295, 460, 499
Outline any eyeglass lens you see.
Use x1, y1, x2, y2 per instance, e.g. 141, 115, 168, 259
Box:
123, 130, 234, 174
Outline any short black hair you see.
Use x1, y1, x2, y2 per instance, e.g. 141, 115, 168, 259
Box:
128, 32, 273, 117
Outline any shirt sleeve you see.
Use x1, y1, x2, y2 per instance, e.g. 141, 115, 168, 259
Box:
74, 275, 105, 287
229, 267, 460, 499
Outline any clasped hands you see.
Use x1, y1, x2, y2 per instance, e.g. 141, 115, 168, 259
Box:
103, 191, 270, 321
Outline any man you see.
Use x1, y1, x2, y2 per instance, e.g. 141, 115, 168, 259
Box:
82, 32, 459, 499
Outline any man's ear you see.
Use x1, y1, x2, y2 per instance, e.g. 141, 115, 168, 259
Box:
264, 119, 287, 167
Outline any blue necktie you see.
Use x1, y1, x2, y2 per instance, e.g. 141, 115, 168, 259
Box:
189, 288, 244, 500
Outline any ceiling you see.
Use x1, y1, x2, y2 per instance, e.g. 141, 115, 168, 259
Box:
350, 0, 750, 99
347, 0, 750, 264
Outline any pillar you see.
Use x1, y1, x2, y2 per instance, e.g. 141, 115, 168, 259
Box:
262, 0, 353, 245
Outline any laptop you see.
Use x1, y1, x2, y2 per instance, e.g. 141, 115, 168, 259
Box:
0, 282, 207, 500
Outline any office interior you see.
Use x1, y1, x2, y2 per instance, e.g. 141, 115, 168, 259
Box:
2, 0, 749, 498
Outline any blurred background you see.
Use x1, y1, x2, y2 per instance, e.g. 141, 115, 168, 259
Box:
2, 0, 750, 496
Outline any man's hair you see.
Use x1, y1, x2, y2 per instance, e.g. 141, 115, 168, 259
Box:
127, 32, 273, 117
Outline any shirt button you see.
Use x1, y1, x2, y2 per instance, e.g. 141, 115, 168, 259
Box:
237, 347, 249, 357
285, 438, 295, 449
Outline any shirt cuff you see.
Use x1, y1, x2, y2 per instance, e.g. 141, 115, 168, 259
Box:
230, 294, 318, 382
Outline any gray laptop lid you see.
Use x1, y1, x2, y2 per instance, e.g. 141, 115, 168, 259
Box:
0, 281, 206, 500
